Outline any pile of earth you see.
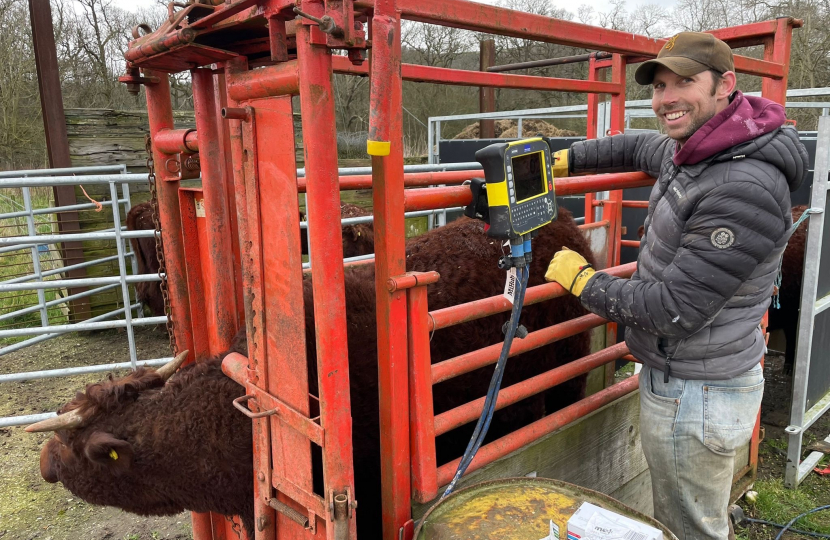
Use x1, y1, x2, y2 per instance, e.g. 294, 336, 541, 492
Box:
453, 119, 580, 139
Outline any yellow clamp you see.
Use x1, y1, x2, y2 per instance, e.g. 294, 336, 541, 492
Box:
367, 140, 391, 156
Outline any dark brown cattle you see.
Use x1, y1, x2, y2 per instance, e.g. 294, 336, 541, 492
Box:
768, 204, 808, 373
126, 202, 164, 317
300, 202, 375, 258
32, 210, 592, 539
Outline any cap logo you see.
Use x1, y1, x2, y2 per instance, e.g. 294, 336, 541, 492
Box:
665, 35, 678, 51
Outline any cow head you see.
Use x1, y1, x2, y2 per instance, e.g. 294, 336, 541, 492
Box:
27, 351, 189, 515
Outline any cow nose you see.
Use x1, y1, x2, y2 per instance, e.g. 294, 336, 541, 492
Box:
40, 443, 60, 483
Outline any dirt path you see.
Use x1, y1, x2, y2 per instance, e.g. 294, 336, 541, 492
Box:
0, 327, 192, 540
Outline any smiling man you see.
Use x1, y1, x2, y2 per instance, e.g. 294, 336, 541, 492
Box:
544, 32, 809, 540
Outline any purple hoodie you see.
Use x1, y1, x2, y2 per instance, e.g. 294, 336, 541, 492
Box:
673, 91, 786, 166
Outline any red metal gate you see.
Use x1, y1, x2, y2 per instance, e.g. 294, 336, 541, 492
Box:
122, 3, 799, 539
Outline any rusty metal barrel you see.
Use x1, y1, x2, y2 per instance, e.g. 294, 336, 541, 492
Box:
414, 477, 679, 540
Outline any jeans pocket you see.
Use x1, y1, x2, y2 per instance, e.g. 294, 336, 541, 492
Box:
703, 380, 764, 455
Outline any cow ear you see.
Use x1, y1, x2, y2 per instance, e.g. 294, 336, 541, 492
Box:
83, 432, 133, 474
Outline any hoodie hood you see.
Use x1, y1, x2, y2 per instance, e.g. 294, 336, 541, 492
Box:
674, 91, 807, 191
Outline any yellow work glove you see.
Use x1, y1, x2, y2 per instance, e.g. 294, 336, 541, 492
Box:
551, 149, 570, 178
544, 247, 595, 296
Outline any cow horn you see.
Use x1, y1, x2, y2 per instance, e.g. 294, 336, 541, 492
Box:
25, 409, 86, 433
155, 350, 190, 381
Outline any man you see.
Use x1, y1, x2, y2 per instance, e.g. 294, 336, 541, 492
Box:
545, 32, 808, 540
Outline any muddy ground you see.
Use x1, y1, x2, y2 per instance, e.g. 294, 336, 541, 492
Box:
1, 331, 828, 539
0, 327, 192, 540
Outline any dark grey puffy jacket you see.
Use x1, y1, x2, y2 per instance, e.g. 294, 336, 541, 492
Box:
572, 127, 808, 380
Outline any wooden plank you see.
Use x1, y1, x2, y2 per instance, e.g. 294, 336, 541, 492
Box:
609, 468, 653, 516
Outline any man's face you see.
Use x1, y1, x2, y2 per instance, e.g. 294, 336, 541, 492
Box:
651, 66, 728, 143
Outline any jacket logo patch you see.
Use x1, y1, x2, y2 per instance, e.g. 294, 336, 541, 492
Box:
711, 228, 735, 249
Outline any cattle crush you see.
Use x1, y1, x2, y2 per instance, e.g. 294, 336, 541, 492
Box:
119, 3, 799, 540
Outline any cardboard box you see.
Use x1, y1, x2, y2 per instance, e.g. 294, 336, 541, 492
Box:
567, 502, 662, 540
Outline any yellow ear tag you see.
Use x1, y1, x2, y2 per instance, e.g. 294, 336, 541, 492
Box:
109, 449, 119, 460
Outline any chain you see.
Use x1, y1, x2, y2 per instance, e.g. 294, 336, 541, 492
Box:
145, 134, 177, 355
225, 515, 244, 538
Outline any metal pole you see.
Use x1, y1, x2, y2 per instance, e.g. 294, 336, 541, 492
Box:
121, 180, 144, 319
517, 117, 523, 138
109, 181, 138, 368
479, 39, 496, 138
22, 187, 49, 327
487, 51, 611, 72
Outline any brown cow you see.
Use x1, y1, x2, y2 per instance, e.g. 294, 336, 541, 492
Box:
126, 202, 164, 317
31, 209, 593, 539
300, 202, 375, 258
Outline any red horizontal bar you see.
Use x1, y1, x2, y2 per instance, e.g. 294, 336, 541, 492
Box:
332, 56, 622, 94
436, 374, 640, 486
429, 262, 637, 331
154, 128, 198, 154
404, 173, 654, 212
622, 354, 640, 363
434, 342, 629, 436
388, 271, 441, 292
622, 201, 648, 208
354, 0, 789, 78
297, 170, 481, 193
226, 60, 299, 101
431, 314, 606, 385
621, 240, 640, 248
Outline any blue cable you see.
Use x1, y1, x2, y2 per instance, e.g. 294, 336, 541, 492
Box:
441, 263, 530, 499
774, 505, 830, 540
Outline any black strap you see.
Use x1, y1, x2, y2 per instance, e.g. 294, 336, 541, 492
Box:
568, 264, 593, 293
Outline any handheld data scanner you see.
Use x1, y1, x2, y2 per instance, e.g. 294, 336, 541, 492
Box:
442, 138, 565, 500
464, 137, 558, 241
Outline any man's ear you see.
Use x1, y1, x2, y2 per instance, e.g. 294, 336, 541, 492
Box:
84, 432, 133, 474
719, 71, 737, 100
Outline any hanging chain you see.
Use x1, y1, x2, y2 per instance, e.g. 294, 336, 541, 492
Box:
225, 515, 244, 538
145, 134, 177, 355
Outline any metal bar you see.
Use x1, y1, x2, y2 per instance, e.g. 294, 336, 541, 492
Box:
432, 314, 607, 385
428, 262, 636, 332
479, 39, 496, 139
404, 173, 655, 212
0, 284, 119, 323
0, 229, 156, 246
435, 375, 640, 486
332, 56, 623, 95
192, 68, 238, 352
0, 274, 162, 292
0, 164, 125, 179
786, 115, 830, 488
226, 59, 299, 101
122, 182, 143, 320
0, 173, 149, 188
0, 357, 171, 384
22, 187, 49, 327
298, 170, 480, 193
353, 0, 788, 78
367, 0, 411, 534
297, 12, 356, 535
0, 312, 165, 337
762, 18, 794, 105
434, 342, 630, 436
296, 161, 480, 178
4, 254, 120, 284
408, 284, 438, 503
108, 181, 138, 369
0, 198, 129, 220
488, 52, 610, 72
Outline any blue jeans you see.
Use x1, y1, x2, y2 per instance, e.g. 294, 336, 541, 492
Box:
639, 363, 764, 540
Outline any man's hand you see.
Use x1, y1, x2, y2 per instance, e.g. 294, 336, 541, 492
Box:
545, 247, 595, 296
552, 149, 570, 178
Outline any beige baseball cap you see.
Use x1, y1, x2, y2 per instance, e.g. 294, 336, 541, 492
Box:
635, 32, 734, 85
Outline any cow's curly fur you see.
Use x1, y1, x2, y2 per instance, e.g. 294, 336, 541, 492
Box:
40, 209, 592, 539
126, 202, 164, 317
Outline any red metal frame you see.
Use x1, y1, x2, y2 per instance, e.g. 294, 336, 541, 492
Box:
125, 3, 798, 538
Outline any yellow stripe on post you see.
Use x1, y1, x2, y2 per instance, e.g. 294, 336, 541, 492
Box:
367, 140, 391, 156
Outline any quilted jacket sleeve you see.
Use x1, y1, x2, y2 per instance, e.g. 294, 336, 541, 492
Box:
569, 132, 671, 178
578, 168, 787, 339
